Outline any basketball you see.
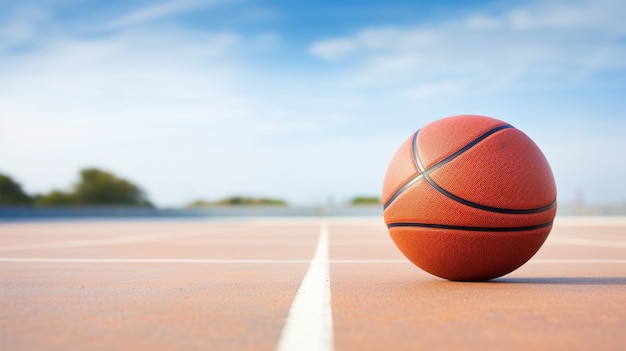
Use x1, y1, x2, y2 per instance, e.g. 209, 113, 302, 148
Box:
382, 115, 557, 281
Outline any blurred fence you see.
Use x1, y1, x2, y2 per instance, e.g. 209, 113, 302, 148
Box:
0, 205, 384, 221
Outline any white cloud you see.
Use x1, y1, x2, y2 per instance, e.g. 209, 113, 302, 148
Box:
505, 0, 626, 33
309, 38, 357, 61
252, 32, 280, 50
0, 22, 365, 206
402, 81, 465, 101
0, 5, 48, 48
104, 0, 226, 29
309, 0, 626, 88
358, 27, 439, 51
463, 15, 502, 30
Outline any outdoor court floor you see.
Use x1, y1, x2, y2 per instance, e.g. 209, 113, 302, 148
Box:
0, 217, 624, 350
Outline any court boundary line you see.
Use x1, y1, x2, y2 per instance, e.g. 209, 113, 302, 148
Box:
0, 233, 173, 251
0, 258, 311, 263
276, 222, 334, 351
548, 237, 626, 248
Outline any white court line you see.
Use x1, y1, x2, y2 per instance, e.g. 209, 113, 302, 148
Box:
531, 259, 626, 264
0, 258, 310, 263
554, 216, 626, 226
331, 259, 406, 263
0, 233, 171, 251
276, 222, 334, 351
0, 258, 625, 264
548, 237, 626, 249
0, 258, 401, 264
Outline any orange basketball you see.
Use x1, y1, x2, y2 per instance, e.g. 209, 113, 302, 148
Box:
382, 115, 557, 281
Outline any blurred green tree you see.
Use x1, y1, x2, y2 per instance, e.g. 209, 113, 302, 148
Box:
73, 168, 153, 207
34, 190, 75, 206
0, 173, 32, 205
186, 196, 287, 207
0, 169, 153, 207
216, 196, 287, 206
350, 196, 381, 205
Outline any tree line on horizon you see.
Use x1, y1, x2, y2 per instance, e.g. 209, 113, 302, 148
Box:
350, 196, 381, 205
185, 196, 288, 208
0, 168, 152, 207
1, 168, 382, 207
185, 195, 381, 207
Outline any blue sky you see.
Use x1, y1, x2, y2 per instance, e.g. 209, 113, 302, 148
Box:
1, 0, 625, 207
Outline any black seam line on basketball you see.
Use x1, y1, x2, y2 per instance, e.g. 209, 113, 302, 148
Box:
383, 174, 424, 210
386, 221, 553, 232
412, 125, 557, 215
419, 125, 514, 174
384, 126, 512, 210
383, 131, 421, 210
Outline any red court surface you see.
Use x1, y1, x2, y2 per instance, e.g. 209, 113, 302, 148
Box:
0, 217, 625, 350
